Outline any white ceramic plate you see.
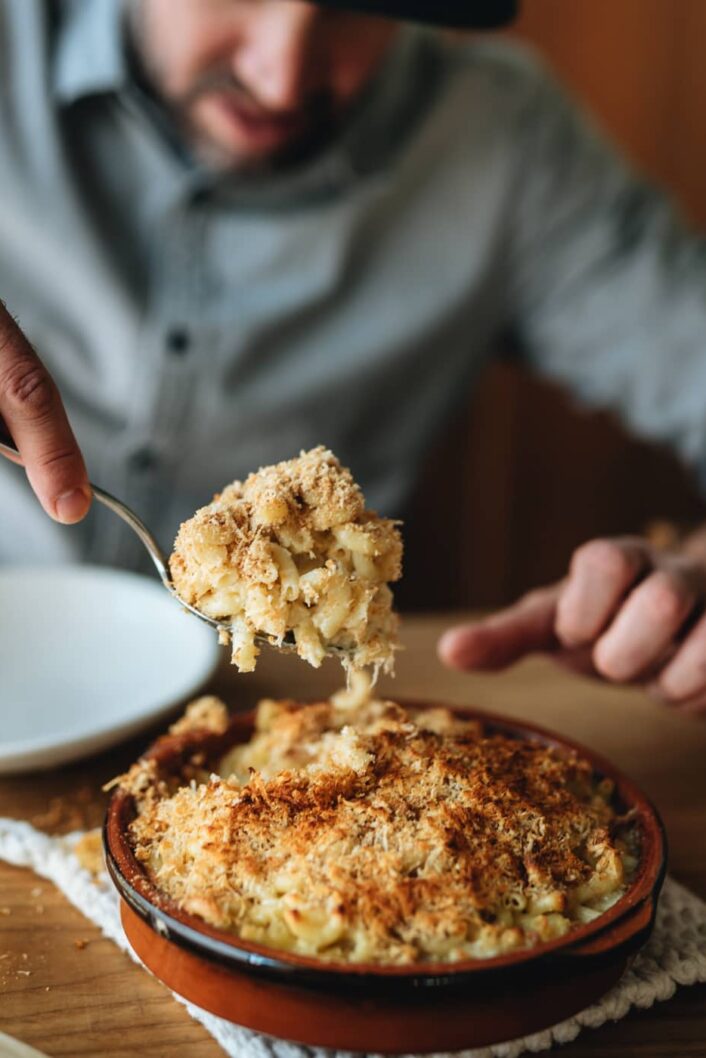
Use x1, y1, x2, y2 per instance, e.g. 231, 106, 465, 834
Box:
0, 1030, 53, 1057
0, 565, 220, 774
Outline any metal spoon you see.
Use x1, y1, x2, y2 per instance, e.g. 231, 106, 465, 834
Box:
0, 437, 231, 629
0, 437, 346, 657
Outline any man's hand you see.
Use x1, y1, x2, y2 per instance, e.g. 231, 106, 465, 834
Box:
0, 301, 91, 523
438, 535, 706, 715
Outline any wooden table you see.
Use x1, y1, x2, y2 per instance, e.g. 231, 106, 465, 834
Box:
1, 614, 705, 1058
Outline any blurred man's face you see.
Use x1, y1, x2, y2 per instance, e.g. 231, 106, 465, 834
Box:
131, 0, 399, 169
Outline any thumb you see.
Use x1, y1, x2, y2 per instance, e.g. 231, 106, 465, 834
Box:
0, 304, 91, 524
437, 585, 562, 671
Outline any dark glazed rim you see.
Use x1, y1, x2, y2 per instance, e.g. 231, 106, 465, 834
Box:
104, 700, 667, 993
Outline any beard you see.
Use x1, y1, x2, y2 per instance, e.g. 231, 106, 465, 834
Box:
169, 68, 345, 174
125, 0, 392, 176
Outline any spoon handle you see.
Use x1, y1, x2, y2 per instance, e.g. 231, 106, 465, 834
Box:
0, 437, 172, 588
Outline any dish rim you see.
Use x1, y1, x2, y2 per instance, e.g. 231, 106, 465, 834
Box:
104, 698, 667, 986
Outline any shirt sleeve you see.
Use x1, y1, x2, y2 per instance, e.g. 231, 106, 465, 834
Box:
506, 57, 706, 483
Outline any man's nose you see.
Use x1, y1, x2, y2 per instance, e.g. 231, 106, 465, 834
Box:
234, 2, 323, 111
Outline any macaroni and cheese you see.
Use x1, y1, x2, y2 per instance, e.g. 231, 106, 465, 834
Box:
169, 447, 402, 675
123, 692, 637, 965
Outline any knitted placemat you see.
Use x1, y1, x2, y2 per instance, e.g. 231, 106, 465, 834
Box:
1, 818, 705, 1058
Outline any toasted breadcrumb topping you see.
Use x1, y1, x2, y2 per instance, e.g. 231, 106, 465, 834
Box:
169, 697, 230, 736
125, 696, 635, 964
170, 447, 402, 676
73, 830, 104, 877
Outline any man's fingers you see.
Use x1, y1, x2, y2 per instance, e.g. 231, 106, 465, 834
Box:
0, 307, 91, 523
655, 609, 706, 702
551, 644, 599, 678
556, 537, 648, 648
592, 563, 700, 682
674, 693, 706, 717
441, 532, 706, 702
648, 680, 706, 716
438, 586, 561, 671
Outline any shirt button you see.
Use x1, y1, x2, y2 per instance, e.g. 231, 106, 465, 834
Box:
166, 327, 191, 356
128, 446, 158, 473
191, 186, 211, 206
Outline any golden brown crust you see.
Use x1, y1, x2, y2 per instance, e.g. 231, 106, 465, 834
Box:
169, 448, 402, 675
126, 697, 633, 964
168, 697, 230, 736
239, 446, 365, 531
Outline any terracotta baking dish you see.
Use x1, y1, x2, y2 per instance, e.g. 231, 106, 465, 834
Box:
104, 701, 667, 1053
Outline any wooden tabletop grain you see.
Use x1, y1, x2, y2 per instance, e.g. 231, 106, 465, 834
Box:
1, 613, 705, 1058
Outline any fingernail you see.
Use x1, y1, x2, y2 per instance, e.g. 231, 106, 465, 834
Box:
438, 627, 480, 669
437, 628, 463, 660
55, 487, 91, 524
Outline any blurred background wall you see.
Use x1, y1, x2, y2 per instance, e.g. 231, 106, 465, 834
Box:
399, 0, 706, 611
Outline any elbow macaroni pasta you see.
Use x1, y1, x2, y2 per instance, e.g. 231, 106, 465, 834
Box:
123, 693, 638, 965
169, 447, 402, 676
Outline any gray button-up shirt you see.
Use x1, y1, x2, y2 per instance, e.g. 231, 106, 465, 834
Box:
2, 0, 706, 569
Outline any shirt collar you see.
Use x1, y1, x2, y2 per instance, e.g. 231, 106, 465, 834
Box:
53, 0, 129, 106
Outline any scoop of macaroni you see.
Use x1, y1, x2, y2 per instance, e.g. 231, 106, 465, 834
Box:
123, 693, 637, 965
169, 447, 402, 674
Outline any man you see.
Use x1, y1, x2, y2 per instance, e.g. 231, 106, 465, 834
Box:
2, 0, 706, 713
